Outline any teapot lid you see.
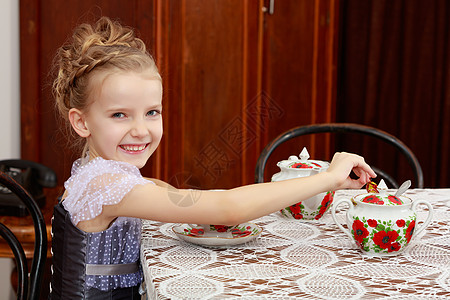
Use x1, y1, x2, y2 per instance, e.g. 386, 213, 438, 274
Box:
278, 147, 329, 170
354, 180, 411, 206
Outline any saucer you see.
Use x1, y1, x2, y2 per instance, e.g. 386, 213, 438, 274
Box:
172, 222, 263, 247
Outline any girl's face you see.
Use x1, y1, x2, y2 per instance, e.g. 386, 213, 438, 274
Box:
82, 71, 163, 168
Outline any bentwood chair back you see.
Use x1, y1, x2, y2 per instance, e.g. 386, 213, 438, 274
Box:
255, 123, 424, 188
0, 171, 47, 300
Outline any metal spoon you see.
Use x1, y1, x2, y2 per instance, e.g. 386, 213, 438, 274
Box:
394, 180, 411, 197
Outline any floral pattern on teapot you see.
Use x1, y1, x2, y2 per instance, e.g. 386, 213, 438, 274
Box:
289, 161, 323, 169
281, 191, 335, 220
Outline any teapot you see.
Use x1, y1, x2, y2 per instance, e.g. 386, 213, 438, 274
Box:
272, 147, 335, 220
331, 180, 433, 256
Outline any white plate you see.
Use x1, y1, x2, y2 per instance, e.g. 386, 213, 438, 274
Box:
172, 222, 263, 247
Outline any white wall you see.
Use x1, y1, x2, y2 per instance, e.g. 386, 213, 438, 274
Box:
0, 1, 20, 158
0, 0, 21, 299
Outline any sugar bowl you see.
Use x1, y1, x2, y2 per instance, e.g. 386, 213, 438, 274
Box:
331, 181, 433, 256
272, 147, 335, 220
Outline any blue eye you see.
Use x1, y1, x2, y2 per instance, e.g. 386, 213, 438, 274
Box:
112, 112, 125, 118
147, 110, 161, 116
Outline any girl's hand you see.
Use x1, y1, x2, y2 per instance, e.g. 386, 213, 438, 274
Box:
326, 152, 377, 190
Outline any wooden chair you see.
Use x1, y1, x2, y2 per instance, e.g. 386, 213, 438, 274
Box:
255, 123, 424, 188
0, 171, 47, 300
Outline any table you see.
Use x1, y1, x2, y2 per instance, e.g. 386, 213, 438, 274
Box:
140, 189, 450, 299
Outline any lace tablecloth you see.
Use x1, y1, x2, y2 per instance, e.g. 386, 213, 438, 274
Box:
140, 189, 450, 299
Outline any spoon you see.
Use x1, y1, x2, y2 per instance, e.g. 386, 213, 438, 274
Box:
394, 180, 411, 197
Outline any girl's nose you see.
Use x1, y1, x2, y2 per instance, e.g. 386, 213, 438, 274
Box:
130, 119, 149, 138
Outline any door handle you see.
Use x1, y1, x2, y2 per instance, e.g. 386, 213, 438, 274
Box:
263, 0, 275, 15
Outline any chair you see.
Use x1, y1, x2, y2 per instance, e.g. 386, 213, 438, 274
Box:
0, 171, 47, 300
255, 123, 424, 188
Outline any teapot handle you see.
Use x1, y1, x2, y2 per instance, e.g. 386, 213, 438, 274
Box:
331, 198, 354, 241
411, 199, 434, 238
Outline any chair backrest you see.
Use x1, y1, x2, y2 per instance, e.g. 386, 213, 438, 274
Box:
0, 171, 47, 300
255, 123, 424, 188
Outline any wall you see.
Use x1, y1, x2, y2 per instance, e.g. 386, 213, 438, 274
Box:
1, 1, 20, 158
0, 0, 20, 299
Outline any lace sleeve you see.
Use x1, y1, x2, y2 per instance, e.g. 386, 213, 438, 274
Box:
62, 157, 153, 225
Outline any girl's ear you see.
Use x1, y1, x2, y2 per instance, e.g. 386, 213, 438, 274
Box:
68, 108, 90, 138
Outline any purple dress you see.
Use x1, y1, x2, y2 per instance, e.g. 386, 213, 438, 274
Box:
50, 157, 152, 298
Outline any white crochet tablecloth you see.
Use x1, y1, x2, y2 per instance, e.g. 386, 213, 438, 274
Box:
140, 189, 450, 299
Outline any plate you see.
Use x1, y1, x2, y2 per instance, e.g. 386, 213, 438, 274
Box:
172, 222, 263, 247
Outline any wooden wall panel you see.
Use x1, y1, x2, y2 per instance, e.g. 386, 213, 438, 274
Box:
156, 0, 263, 189
20, 0, 41, 163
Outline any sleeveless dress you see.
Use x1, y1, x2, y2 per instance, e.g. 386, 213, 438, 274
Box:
49, 157, 152, 299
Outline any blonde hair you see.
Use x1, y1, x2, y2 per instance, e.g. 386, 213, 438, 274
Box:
52, 16, 160, 154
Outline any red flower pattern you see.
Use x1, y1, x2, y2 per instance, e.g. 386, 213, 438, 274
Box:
387, 242, 401, 252
291, 163, 312, 169
367, 219, 378, 228
362, 195, 384, 205
315, 192, 334, 220
289, 203, 302, 214
352, 219, 369, 243
396, 219, 406, 227
406, 220, 416, 243
288, 203, 304, 219
388, 195, 403, 205
213, 225, 230, 232
188, 228, 204, 236
294, 213, 304, 219
231, 226, 252, 237
373, 230, 399, 249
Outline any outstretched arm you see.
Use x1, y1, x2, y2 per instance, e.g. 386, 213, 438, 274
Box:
104, 152, 375, 225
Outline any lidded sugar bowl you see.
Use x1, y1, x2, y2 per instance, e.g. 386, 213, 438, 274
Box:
331, 180, 433, 256
272, 147, 335, 220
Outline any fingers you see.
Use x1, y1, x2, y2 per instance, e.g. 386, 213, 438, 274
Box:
353, 167, 375, 184
339, 151, 377, 180
343, 152, 377, 179
330, 152, 376, 189
348, 172, 372, 189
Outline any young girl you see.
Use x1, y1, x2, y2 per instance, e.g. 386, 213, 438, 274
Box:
50, 17, 376, 299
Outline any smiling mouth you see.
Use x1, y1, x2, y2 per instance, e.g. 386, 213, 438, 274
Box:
120, 144, 149, 152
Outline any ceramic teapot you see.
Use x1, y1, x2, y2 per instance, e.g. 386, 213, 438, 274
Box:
331, 180, 433, 256
272, 147, 335, 220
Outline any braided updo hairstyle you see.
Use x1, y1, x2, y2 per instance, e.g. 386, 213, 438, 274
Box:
53, 16, 160, 153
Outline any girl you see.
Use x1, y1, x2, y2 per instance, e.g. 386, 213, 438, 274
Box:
50, 17, 376, 299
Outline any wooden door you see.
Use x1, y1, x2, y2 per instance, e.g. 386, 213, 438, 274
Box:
259, 0, 339, 181
153, 0, 262, 189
